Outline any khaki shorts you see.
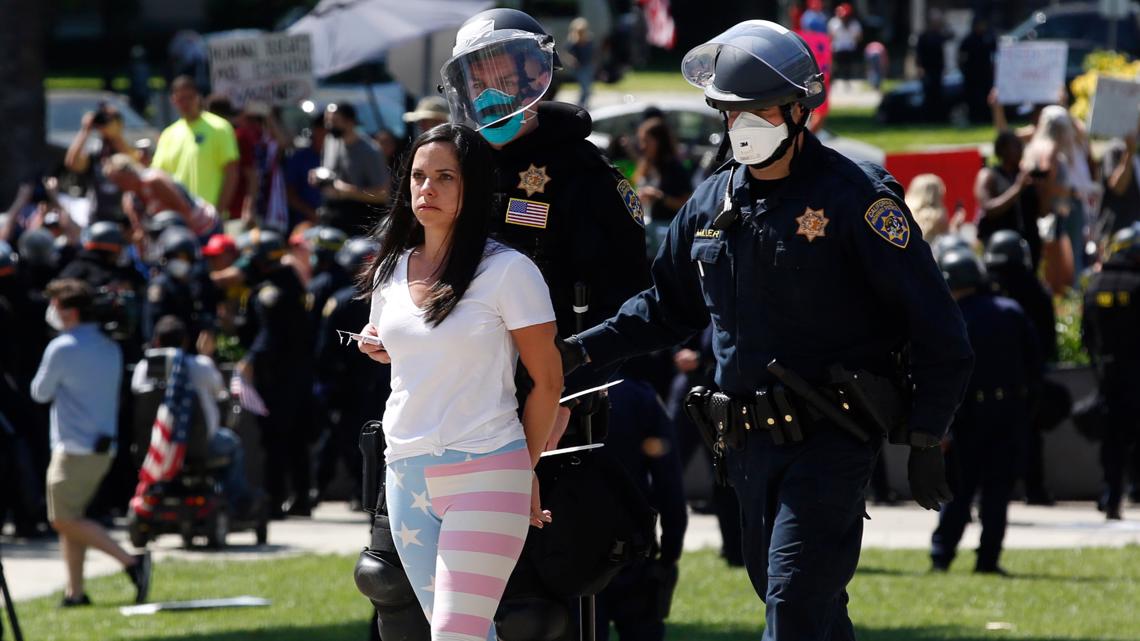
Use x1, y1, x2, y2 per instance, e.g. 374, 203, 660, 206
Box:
46, 451, 112, 522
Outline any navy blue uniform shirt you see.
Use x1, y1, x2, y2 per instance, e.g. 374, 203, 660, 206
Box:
580, 133, 974, 437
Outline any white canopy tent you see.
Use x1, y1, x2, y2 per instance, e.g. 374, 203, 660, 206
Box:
287, 0, 492, 96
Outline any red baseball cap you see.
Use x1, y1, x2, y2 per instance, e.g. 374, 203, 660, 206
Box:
202, 234, 236, 257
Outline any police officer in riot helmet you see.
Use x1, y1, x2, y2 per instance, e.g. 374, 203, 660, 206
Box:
983, 230, 1059, 505
234, 229, 313, 519
1082, 223, 1140, 520
303, 225, 350, 327
314, 237, 384, 509
560, 20, 974, 640
360, 8, 651, 641
142, 227, 218, 353
931, 249, 1040, 574
61, 220, 146, 353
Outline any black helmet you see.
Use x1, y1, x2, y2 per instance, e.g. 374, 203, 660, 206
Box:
455, 8, 562, 69
304, 225, 348, 259
930, 234, 972, 263
17, 228, 57, 268
939, 249, 986, 291
157, 227, 199, 261
336, 237, 379, 276
1108, 222, 1140, 264
147, 210, 187, 236
82, 220, 127, 252
983, 230, 1032, 272
682, 20, 826, 111
237, 228, 286, 263
0, 241, 17, 277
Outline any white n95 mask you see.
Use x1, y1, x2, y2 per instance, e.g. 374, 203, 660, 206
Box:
728, 112, 789, 166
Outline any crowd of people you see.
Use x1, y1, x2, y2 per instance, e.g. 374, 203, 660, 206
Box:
0, 6, 1138, 641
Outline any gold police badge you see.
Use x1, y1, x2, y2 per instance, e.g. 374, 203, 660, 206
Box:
795, 207, 829, 242
517, 164, 551, 197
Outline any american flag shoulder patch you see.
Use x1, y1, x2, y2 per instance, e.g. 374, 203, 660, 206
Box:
505, 197, 550, 229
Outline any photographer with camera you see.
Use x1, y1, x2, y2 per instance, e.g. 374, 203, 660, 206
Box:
64, 102, 138, 219
30, 278, 152, 607
307, 103, 389, 236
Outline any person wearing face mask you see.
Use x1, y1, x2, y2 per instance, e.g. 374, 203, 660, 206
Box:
440, 8, 649, 447
308, 103, 389, 236
558, 21, 974, 640
142, 227, 218, 354
233, 228, 313, 519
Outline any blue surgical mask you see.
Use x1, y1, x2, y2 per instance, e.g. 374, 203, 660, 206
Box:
473, 89, 524, 145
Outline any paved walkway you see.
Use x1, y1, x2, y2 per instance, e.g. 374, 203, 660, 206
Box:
4, 501, 1138, 602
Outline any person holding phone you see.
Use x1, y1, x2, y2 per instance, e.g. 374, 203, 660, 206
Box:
356, 123, 561, 640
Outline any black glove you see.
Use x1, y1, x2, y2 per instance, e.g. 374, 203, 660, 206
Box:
907, 444, 953, 510
556, 335, 588, 376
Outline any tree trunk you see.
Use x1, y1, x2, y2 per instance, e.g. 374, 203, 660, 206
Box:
0, 0, 46, 205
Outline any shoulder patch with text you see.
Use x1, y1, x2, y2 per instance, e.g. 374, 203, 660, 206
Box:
616, 179, 645, 227
863, 198, 910, 249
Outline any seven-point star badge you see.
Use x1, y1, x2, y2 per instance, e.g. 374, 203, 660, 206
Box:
795, 207, 829, 242
517, 164, 551, 197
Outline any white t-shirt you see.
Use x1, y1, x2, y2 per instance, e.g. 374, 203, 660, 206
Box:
370, 241, 556, 462
828, 17, 862, 53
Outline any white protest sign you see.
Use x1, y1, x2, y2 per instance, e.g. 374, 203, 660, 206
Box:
208, 33, 314, 107
1088, 75, 1140, 139
995, 41, 1068, 105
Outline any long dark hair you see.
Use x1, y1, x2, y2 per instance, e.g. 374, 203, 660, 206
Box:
633, 117, 678, 184
358, 123, 498, 326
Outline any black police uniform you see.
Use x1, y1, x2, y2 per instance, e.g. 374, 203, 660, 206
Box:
314, 284, 390, 504
1081, 259, 1140, 517
491, 101, 650, 409
931, 292, 1041, 572
596, 369, 687, 641
142, 266, 218, 344
239, 263, 312, 514
578, 132, 974, 640
307, 262, 352, 329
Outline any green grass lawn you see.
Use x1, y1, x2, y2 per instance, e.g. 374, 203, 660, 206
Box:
824, 106, 996, 154
16, 547, 1140, 640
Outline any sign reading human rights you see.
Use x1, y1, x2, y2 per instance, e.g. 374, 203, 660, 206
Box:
208, 33, 315, 107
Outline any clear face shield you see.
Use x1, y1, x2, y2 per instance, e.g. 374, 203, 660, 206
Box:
440, 30, 554, 144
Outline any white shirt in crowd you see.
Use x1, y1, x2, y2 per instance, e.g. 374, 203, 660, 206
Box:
828, 17, 862, 53
131, 351, 225, 439
370, 240, 556, 462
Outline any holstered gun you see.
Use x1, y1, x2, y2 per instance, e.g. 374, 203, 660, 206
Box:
826, 364, 911, 444
359, 420, 383, 515
683, 386, 727, 486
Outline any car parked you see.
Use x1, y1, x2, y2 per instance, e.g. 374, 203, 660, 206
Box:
1004, 1, 1140, 81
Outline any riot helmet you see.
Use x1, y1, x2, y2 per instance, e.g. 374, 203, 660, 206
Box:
983, 230, 1033, 272
17, 228, 57, 268
237, 228, 287, 265
82, 220, 127, 254
440, 8, 558, 145
304, 225, 348, 266
939, 249, 986, 292
336, 237, 379, 277
930, 234, 972, 263
1108, 222, 1140, 265
683, 21, 825, 168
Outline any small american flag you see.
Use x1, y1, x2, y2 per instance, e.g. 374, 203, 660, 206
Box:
505, 198, 550, 229
230, 371, 269, 417
641, 0, 676, 49
130, 350, 194, 518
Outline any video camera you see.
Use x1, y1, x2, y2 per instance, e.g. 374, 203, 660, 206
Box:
91, 285, 140, 342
